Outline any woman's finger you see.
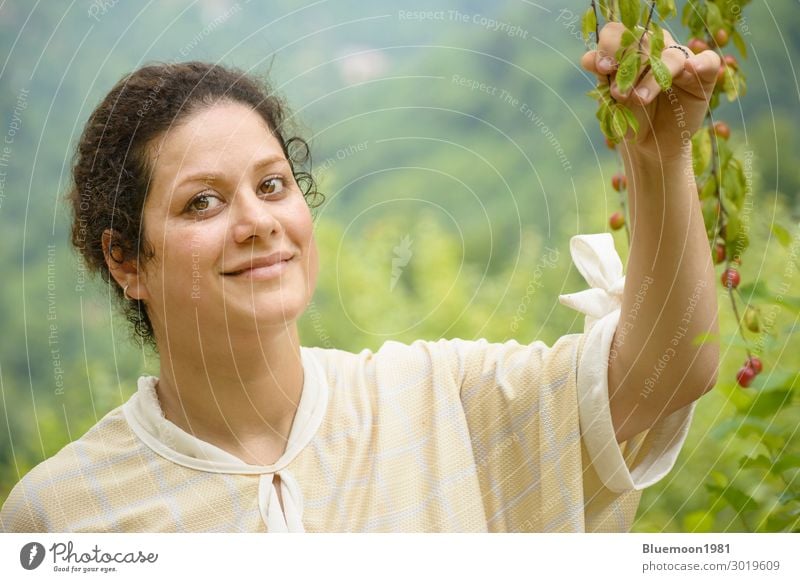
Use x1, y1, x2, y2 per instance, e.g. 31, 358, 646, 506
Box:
581, 50, 600, 74
581, 50, 615, 87
677, 50, 722, 100
595, 22, 626, 73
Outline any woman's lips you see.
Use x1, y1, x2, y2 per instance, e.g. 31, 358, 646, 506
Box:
225, 257, 293, 280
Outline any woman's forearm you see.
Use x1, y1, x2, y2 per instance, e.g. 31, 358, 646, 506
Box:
608, 147, 720, 443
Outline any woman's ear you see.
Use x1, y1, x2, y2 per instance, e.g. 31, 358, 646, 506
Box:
102, 229, 150, 301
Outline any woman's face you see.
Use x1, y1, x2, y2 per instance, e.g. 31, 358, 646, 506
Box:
137, 100, 318, 341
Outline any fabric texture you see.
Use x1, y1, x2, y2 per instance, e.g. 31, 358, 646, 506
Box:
1, 233, 694, 533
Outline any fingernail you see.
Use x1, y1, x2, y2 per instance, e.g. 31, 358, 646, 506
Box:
636, 87, 650, 101
600, 57, 613, 71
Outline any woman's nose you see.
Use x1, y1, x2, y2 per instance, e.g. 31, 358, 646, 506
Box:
230, 188, 281, 243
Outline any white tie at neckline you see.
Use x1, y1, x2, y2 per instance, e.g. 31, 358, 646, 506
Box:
260, 472, 305, 532
557, 233, 626, 333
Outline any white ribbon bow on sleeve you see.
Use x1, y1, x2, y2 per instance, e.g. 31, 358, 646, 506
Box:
557, 233, 626, 333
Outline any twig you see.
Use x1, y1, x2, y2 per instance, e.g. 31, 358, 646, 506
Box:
727, 277, 750, 358
637, 0, 658, 53
632, 1, 658, 91
708, 114, 750, 354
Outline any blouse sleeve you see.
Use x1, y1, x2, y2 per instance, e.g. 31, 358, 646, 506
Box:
558, 233, 695, 495
440, 233, 694, 531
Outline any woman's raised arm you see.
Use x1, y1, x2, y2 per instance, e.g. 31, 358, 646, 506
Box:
581, 22, 722, 443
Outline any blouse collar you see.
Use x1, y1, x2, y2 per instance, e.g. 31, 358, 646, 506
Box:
122, 346, 329, 475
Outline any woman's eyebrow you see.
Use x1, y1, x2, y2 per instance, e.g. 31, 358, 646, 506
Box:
175, 155, 289, 187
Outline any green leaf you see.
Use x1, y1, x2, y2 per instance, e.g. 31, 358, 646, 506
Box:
735, 283, 800, 314
709, 91, 720, 111
706, 482, 760, 516
717, 137, 734, 173
720, 484, 760, 513
701, 197, 720, 237
771, 223, 792, 248
596, 98, 611, 121
724, 67, 745, 101
737, 280, 773, 301
618, 0, 640, 30
710, 418, 784, 449
692, 128, 711, 175
621, 29, 637, 49
727, 231, 750, 261
705, 2, 724, 32
650, 22, 666, 57
745, 389, 794, 418
681, 1, 692, 26
622, 106, 640, 134
739, 454, 773, 471
599, 105, 616, 140
649, 55, 672, 90
589, 83, 612, 104
722, 0, 752, 21
587, 87, 605, 101
683, 510, 714, 533
708, 470, 728, 488
699, 175, 717, 200
611, 106, 628, 138
616, 51, 640, 94
737, 72, 748, 99
683, 1, 706, 36
732, 28, 748, 58
774, 454, 800, 474
725, 209, 741, 241
656, 0, 677, 19
753, 370, 800, 394
722, 161, 744, 209
766, 506, 800, 532
581, 7, 597, 43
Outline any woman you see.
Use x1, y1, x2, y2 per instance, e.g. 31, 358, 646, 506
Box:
1, 24, 720, 532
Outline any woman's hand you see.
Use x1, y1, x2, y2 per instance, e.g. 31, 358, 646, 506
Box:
581, 22, 721, 164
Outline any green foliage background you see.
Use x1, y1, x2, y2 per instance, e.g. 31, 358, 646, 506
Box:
0, 0, 797, 531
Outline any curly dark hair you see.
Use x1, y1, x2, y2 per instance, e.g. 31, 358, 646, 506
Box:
67, 61, 324, 351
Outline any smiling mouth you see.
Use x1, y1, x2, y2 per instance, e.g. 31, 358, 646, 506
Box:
223, 257, 294, 278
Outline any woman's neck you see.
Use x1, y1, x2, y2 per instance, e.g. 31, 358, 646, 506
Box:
153, 322, 304, 465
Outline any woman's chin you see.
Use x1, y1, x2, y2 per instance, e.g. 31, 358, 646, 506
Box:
240, 300, 305, 327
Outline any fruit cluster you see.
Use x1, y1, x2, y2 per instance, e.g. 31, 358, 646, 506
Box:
736, 355, 763, 388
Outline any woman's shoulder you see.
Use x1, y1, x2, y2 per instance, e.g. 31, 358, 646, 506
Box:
302, 337, 468, 360
301, 338, 501, 396
0, 401, 142, 532
302, 336, 571, 370
302, 338, 460, 374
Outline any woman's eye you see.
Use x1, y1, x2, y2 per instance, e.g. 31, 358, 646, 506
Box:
187, 193, 221, 215
259, 176, 285, 196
